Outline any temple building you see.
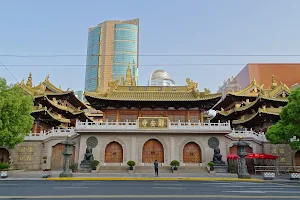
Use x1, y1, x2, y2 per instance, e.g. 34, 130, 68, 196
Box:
3, 70, 300, 171
212, 75, 290, 132
18, 73, 93, 133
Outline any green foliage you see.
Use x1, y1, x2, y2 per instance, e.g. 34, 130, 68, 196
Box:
69, 163, 78, 171
90, 160, 99, 168
266, 87, 300, 150
0, 163, 9, 170
208, 161, 214, 167
127, 160, 136, 167
170, 160, 180, 167
0, 78, 34, 148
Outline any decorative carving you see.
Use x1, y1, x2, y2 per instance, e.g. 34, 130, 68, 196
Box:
26, 73, 33, 88
38, 104, 43, 109
204, 88, 211, 94
86, 136, 98, 148
52, 97, 57, 104
186, 78, 198, 91
45, 74, 50, 81
208, 137, 220, 149
271, 75, 277, 89
108, 78, 119, 91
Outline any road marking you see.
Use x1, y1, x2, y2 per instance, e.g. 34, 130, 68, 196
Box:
0, 195, 300, 199
224, 190, 300, 194
224, 190, 266, 193
152, 187, 186, 189
54, 187, 88, 189
250, 188, 285, 190
153, 183, 182, 186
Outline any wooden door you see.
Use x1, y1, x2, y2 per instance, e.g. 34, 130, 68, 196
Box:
142, 139, 164, 163
0, 148, 9, 163
105, 142, 123, 163
51, 144, 75, 170
295, 151, 300, 166
183, 142, 201, 163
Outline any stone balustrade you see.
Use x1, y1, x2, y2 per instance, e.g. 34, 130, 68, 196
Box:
75, 120, 232, 132
227, 128, 268, 142
24, 127, 75, 141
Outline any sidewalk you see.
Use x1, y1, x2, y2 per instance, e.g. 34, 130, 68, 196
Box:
0, 170, 264, 182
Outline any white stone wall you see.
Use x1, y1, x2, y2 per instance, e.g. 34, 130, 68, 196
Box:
78, 133, 229, 167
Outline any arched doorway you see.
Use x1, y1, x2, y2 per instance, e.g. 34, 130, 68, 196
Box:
51, 144, 75, 170
295, 150, 300, 166
229, 146, 254, 173
0, 148, 9, 163
105, 142, 123, 163
142, 139, 164, 163
183, 142, 202, 163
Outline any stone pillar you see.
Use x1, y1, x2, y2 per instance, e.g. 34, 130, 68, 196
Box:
131, 136, 136, 162
60, 135, 75, 177
170, 137, 175, 162
233, 137, 251, 179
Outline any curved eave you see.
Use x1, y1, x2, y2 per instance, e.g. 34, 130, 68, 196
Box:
213, 93, 257, 110
34, 96, 83, 116
210, 112, 229, 123
43, 92, 88, 109
232, 110, 280, 125
260, 96, 289, 103
31, 108, 71, 123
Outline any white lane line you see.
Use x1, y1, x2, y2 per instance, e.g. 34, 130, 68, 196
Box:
153, 187, 186, 190
153, 183, 182, 186
224, 190, 300, 194
204, 183, 231, 185
220, 185, 245, 188
54, 187, 88, 189
223, 191, 266, 193
251, 188, 285, 190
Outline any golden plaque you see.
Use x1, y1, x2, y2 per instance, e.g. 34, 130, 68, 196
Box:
138, 117, 169, 129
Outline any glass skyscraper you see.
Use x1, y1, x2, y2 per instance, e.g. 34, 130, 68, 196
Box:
148, 69, 176, 86
84, 19, 139, 92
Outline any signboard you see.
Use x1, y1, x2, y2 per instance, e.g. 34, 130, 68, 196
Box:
138, 117, 169, 129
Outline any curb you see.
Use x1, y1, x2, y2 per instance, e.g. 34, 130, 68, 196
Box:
46, 177, 264, 182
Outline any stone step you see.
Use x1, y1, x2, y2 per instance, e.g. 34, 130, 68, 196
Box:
177, 166, 208, 173
97, 166, 128, 173
134, 166, 171, 173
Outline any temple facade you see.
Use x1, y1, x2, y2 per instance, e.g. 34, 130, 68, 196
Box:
2, 71, 300, 171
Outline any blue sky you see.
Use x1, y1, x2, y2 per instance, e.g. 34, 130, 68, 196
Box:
1, 0, 300, 92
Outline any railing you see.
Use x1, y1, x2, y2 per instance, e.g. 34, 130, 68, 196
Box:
75, 120, 232, 131
254, 166, 300, 175
227, 128, 268, 142
24, 127, 75, 141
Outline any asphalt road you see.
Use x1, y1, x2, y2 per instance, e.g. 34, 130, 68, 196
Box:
0, 180, 300, 199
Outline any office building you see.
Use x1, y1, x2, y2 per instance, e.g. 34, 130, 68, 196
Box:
84, 19, 139, 92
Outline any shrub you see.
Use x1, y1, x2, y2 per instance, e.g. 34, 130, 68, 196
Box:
69, 163, 78, 171
0, 163, 9, 170
91, 160, 99, 169
170, 160, 180, 167
127, 160, 136, 167
208, 161, 214, 167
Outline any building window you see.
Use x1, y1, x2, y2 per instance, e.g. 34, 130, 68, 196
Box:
120, 115, 137, 122
190, 115, 199, 122
169, 115, 186, 122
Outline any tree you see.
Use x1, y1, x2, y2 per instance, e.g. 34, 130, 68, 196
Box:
266, 87, 300, 150
0, 78, 34, 148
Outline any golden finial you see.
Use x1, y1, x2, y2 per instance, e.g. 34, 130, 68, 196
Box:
108, 78, 120, 91
204, 88, 211, 94
132, 76, 137, 86
125, 64, 133, 86
45, 74, 49, 81
121, 77, 125, 86
20, 79, 24, 85
271, 75, 277, 89
26, 72, 33, 88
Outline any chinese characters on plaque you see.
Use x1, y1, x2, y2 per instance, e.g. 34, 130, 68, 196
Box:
18, 146, 34, 161
138, 117, 169, 129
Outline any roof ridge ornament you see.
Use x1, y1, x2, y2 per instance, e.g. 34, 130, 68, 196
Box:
271, 75, 277, 89
45, 74, 50, 82
186, 78, 198, 91
26, 72, 33, 88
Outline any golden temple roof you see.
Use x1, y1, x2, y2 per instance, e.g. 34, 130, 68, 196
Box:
227, 76, 291, 98
85, 78, 221, 101
232, 106, 281, 125
31, 106, 71, 123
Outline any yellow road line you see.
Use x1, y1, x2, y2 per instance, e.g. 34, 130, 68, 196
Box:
46, 177, 263, 182
0, 195, 298, 199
